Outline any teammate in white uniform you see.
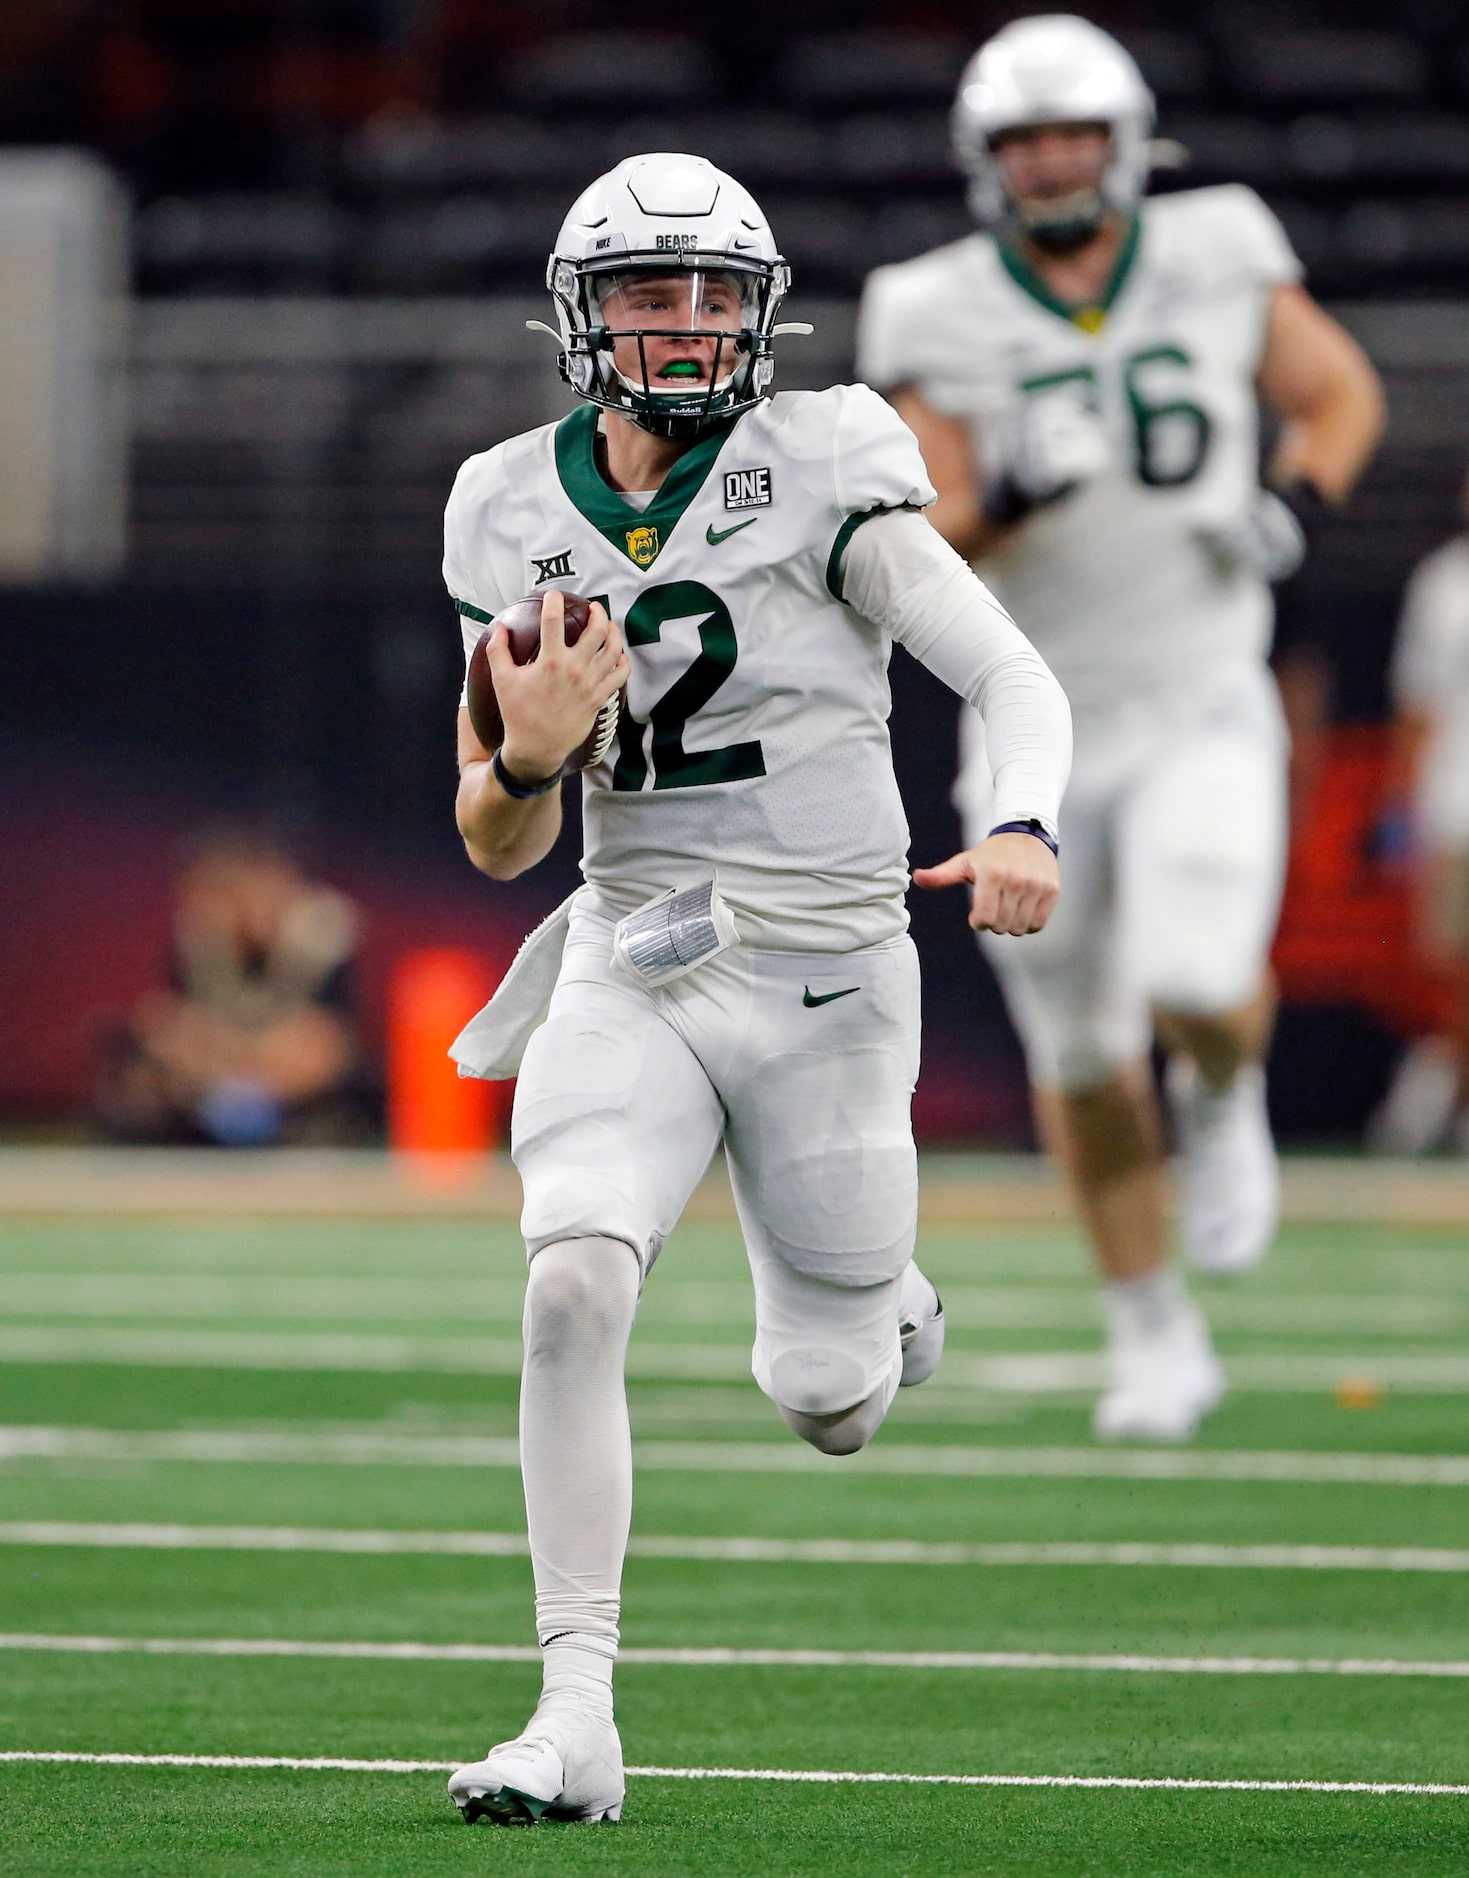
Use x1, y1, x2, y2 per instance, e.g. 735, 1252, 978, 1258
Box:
442, 153, 1072, 1825
858, 16, 1383, 1440
1373, 471, 1469, 1151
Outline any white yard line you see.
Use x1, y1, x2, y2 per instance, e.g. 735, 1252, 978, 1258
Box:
0, 1327, 746, 1381
6, 1424, 1469, 1487
1, 1750, 1465, 1796
2, 1273, 1461, 1336
6, 1521, 1469, 1572
6, 1633, 1469, 1679
0, 1426, 522, 1469
628, 1442, 1469, 1486
7, 1327, 1469, 1392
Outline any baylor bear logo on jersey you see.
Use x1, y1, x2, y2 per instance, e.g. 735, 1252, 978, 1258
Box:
531, 550, 576, 584
625, 524, 660, 568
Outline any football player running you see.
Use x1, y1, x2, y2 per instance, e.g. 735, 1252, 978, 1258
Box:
858, 16, 1384, 1442
1374, 466, 1469, 1153
442, 153, 1072, 1825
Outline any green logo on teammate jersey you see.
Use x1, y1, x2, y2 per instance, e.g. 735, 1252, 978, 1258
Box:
802, 986, 860, 1008
706, 518, 759, 547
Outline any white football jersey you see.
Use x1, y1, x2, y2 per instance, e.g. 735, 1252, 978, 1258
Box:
1391, 535, 1469, 847
444, 385, 936, 952
858, 185, 1301, 717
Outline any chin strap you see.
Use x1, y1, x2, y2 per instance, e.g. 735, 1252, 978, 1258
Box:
1011, 187, 1108, 255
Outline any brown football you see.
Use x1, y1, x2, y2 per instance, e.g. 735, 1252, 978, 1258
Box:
464, 591, 624, 774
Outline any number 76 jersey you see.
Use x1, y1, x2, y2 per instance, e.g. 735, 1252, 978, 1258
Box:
858, 184, 1301, 716
443, 384, 936, 953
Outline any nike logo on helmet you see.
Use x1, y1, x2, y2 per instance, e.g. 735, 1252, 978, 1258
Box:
706, 518, 759, 546
802, 986, 860, 1008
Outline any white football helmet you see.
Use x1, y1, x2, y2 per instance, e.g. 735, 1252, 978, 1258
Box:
952, 16, 1155, 248
544, 153, 792, 438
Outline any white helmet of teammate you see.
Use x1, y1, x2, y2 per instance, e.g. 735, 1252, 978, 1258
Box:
952, 15, 1155, 249
545, 153, 792, 439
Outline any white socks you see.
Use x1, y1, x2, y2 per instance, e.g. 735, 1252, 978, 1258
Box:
1102, 1264, 1190, 1342
536, 1637, 616, 1725
519, 1238, 641, 1664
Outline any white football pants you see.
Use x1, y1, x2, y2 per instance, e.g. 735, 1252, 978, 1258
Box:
512, 904, 922, 1415
964, 661, 1289, 1092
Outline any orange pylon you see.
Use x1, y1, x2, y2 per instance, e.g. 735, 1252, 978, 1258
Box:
386, 947, 498, 1157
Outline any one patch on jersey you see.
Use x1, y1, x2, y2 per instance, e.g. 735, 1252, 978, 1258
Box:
723, 467, 772, 511
530, 550, 576, 585
625, 524, 660, 568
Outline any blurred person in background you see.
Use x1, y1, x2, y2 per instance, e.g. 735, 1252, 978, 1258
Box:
858, 14, 1384, 1440
95, 827, 365, 1146
1370, 468, 1469, 1155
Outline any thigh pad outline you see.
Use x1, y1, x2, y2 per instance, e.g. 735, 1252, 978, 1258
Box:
512, 982, 723, 1267
740, 1042, 918, 1285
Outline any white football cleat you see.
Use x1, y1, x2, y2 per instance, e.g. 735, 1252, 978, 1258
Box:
1092, 1298, 1224, 1444
898, 1262, 945, 1386
1168, 1058, 1279, 1277
448, 1704, 624, 1826
1366, 1036, 1460, 1156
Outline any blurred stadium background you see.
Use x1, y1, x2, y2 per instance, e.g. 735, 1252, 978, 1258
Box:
3, 0, 1468, 1145
6, 7, 1469, 1867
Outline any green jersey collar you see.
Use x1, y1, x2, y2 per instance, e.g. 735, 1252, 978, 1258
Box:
553, 404, 740, 568
996, 214, 1141, 333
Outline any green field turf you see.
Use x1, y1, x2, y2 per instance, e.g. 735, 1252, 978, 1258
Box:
3, 1182, 1469, 1873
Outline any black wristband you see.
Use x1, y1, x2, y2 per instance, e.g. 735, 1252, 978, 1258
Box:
1277, 477, 1330, 536
980, 472, 1037, 530
492, 748, 562, 799
989, 818, 1059, 857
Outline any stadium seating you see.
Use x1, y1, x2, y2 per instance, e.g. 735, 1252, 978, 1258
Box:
115, 20, 1469, 301
773, 34, 965, 110
105, 12, 1469, 631
1220, 29, 1431, 107
504, 33, 717, 110
136, 193, 351, 292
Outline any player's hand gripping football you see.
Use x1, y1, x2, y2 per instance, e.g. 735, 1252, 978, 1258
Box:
490, 590, 630, 785
913, 832, 1060, 936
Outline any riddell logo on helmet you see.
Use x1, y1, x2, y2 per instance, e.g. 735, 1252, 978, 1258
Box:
655, 233, 700, 251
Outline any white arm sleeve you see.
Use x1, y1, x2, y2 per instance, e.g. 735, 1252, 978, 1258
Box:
444, 454, 513, 706
841, 507, 1072, 835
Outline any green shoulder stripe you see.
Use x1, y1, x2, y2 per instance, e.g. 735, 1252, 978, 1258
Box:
453, 597, 494, 625
826, 504, 922, 603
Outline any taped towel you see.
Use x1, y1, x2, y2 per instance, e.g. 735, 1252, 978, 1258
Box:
448, 892, 578, 1081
